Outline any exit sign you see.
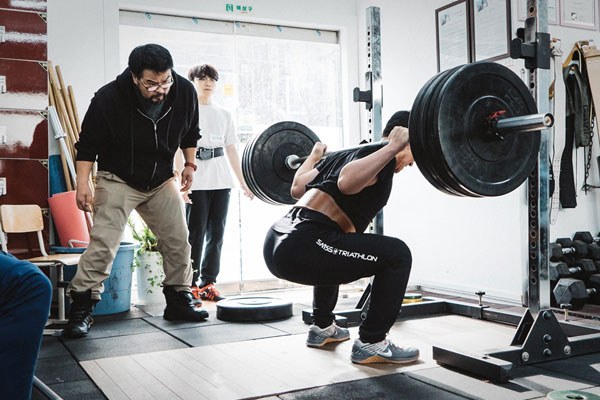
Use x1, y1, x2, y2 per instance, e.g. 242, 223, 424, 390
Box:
226, 4, 253, 13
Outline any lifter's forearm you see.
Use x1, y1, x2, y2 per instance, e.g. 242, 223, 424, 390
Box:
290, 142, 326, 199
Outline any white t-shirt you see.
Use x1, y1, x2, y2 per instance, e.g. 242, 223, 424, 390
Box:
190, 103, 240, 190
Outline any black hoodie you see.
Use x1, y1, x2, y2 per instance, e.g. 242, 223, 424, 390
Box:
75, 67, 200, 191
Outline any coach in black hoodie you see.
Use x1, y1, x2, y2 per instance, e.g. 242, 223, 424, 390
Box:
64, 44, 207, 338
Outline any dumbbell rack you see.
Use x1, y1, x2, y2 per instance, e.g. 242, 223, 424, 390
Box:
302, 1, 600, 383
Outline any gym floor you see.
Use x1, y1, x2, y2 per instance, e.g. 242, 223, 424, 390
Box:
32, 287, 600, 400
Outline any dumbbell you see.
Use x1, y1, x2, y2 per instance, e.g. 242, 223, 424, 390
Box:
549, 257, 596, 281
584, 274, 600, 305
553, 278, 598, 310
550, 260, 597, 307
572, 232, 600, 260
573, 231, 600, 244
550, 238, 589, 261
565, 258, 596, 279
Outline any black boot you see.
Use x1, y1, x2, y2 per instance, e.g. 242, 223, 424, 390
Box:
163, 286, 209, 321
64, 290, 96, 338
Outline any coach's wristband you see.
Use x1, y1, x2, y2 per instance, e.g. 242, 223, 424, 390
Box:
184, 162, 197, 171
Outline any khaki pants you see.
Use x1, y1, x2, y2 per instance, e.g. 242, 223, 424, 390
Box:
68, 172, 192, 300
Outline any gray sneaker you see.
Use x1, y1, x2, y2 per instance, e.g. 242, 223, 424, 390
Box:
351, 338, 419, 364
306, 323, 350, 347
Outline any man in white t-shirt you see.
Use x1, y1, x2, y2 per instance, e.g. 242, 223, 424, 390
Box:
187, 64, 253, 301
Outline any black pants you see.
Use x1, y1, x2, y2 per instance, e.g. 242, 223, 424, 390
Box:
186, 189, 231, 286
263, 208, 412, 343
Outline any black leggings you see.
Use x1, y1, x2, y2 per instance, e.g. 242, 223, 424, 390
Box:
263, 208, 412, 343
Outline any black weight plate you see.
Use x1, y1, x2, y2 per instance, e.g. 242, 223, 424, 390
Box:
243, 121, 319, 205
435, 62, 540, 197
416, 66, 473, 196
427, 66, 483, 197
242, 135, 273, 204
411, 65, 469, 196
216, 296, 293, 322
421, 65, 477, 197
410, 68, 457, 195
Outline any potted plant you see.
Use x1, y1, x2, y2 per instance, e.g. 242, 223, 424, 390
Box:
128, 218, 165, 305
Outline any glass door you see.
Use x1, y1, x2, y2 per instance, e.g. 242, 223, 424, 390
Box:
119, 11, 343, 292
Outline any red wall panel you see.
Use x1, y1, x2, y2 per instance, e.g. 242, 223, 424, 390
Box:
0, 109, 48, 159
0, 58, 47, 110
0, 2, 49, 256
0, 9, 47, 60
0, 158, 49, 207
0, 0, 46, 12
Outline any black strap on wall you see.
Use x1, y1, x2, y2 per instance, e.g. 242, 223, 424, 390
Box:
560, 111, 577, 208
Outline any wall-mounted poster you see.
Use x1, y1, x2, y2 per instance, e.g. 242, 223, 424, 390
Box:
436, 0, 471, 72
471, 0, 511, 62
560, 0, 597, 30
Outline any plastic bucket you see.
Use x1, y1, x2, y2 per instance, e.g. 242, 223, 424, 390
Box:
56, 242, 139, 315
48, 191, 89, 248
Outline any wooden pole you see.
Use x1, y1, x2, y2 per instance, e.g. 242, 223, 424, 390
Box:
48, 62, 94, 231
56, 65, 80, 142
68, 86, 81, 136
47, 61, 77, 160
49, 89, 74, 191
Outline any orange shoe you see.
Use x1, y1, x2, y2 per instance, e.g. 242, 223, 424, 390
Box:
198, 283, 225, 302
189, 286, 203, 308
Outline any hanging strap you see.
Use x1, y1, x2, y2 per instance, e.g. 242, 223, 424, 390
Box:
580, 42, 600, 193
558, 41, 596, 208
580, 42, 600, 124
550, 39, 566, 223
563, 41, 593, 148
561, 63, 578, 208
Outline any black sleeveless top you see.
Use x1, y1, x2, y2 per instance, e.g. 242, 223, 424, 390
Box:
306, 143, 395, 233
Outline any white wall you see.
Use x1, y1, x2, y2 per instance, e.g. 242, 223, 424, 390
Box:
48, 0, 600, 303
47, 0, 120, 127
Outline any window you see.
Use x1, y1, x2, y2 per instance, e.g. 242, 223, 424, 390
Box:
120, 11, 343, 290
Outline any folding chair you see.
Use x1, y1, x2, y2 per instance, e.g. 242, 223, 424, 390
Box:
0, 204, 81, 336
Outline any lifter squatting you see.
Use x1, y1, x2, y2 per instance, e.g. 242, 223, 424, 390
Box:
315, 238, 378, 262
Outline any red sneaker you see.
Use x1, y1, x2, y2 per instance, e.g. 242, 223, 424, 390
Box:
189, 286, 203, 307
198, 283, 224, 301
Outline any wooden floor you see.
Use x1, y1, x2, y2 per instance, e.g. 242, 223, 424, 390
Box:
38, 286, 600, 400
79, 315, 527, 400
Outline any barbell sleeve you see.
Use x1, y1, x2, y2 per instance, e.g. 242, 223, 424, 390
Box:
494, 113, 554, 134
285, 151, 339, 170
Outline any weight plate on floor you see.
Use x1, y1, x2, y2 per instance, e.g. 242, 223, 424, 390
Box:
216, 296, 294, 322
242, 121, 319, 205
546, 390, 600, 400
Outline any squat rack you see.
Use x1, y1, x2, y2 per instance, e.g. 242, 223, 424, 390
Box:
302, 1, 600, 382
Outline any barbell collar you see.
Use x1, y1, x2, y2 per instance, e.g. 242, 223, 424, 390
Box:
285, 154, 301, 170
495, 113, 554, 134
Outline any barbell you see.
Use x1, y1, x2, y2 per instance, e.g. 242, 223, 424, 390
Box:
241, 61, 552, 205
